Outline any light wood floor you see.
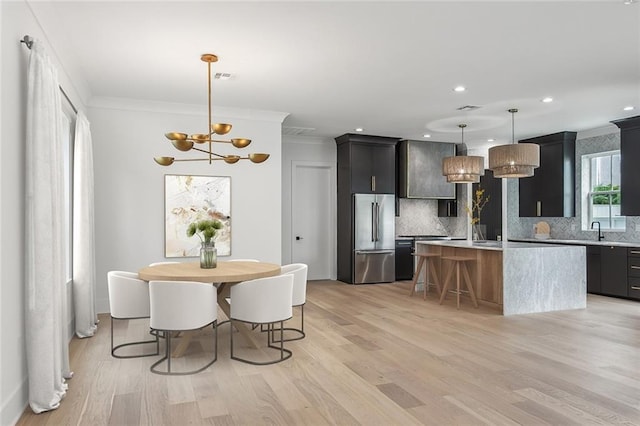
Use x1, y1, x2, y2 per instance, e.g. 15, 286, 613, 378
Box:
17, 280, 640, 426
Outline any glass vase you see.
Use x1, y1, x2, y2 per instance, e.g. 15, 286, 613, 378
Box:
200, 242, 217, 269
472, 224, 487, 241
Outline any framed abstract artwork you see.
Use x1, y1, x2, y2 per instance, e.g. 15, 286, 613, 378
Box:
164, 174, 231, 257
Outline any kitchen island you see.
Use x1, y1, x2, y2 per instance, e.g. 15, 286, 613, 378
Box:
416, 240, 586, 315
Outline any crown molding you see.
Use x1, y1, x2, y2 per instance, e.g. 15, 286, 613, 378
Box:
576, 124, 619, 139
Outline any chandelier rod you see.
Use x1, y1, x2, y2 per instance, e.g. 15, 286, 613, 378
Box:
207, 59, 213, 164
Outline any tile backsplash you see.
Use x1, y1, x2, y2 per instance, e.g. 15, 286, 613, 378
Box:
395, 185, 468, 238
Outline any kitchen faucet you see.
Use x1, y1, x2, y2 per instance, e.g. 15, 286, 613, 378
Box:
591, 221, 604, 241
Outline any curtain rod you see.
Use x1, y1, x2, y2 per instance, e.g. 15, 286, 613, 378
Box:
20, 35, 79, 115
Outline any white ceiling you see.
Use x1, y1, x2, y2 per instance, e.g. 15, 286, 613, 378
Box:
28, 1, 640, 150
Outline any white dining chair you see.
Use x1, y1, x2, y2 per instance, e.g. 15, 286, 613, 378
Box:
271, 263, 308, 343
229, 274, 294, 365
107, 270, 160, 359
148, 280, 218, 375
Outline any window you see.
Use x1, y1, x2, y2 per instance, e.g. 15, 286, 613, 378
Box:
584, 151, 624, 230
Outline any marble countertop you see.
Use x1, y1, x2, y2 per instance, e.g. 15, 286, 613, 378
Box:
415, 240, 571, 251
509, 238, 640, 248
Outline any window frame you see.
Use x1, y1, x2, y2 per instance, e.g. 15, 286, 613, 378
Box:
583, 150, 624, 231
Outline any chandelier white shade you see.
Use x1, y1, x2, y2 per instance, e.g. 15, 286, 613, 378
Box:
488, 108, 539, 178
442, 124, 485, 183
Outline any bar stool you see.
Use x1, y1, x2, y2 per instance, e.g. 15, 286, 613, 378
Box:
439, 255, 478, 309
410, 253, 441, 300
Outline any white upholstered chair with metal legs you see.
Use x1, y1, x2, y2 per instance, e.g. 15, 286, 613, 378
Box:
271, 263, 308, 342
107, 271, 160, 359
148, 280, 218, 375
230, 274, 294, 365
148, 261, 179, 266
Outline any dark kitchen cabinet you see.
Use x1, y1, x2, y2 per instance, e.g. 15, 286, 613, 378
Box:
586, 245, 601, 294
612, 115, 640, 216
336, 134, 398, 194
437, 199, 457, 217
627, 248, 640, 300
518, 131, 576, 217
395, 239, 414, 280
472, 169, 502, 240
600, 246, 627, 297
336, 133, 400, 283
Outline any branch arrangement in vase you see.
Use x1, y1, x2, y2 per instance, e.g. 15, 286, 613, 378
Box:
466, 187, 490, 240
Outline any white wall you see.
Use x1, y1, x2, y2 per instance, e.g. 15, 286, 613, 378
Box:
89, 100, 287, 312
281, 135, 336, 267
0, 2, 88, 423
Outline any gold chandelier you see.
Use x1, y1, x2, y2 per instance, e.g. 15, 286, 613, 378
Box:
442, 124, 485, 183
488, 108, 539, 178
154, 54, 269, 166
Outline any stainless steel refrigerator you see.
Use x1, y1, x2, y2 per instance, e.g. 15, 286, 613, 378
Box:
353, 193, 395, 284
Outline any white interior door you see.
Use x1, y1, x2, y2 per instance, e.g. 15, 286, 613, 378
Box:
291, 161, 335, 280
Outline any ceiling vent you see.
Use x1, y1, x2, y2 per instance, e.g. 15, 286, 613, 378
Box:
456, 105, 481, 111
282, 126, 316, 136
214, 72, 232, 80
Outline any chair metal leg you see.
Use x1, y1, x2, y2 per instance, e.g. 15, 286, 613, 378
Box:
111, 316, 160, 359
231, 319, 292, 365
268, 305, 306, 344
150, 321, 218, 375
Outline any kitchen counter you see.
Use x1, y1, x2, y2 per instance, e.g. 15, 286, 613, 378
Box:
416, 240, 586, 315
418, 239, 568, 251
509, 237, 640, 248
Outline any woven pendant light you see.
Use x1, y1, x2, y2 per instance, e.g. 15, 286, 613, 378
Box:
488, 109, 540, 178
442, 124, 485, 183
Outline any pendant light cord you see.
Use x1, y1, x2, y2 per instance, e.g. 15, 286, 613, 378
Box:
509, 108, 518, 144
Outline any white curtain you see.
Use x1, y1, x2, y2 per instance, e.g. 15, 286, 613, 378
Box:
25, 39, 72, 413
73, 111, 98, 337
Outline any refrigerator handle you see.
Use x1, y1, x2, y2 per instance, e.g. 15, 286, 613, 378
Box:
374, 202, 380, 242
371, 202, 376, 242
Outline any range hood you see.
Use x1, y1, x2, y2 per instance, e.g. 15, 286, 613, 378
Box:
398, 140, 456, 199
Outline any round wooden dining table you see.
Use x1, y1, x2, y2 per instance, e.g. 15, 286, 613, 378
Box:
138, 260, 281, 356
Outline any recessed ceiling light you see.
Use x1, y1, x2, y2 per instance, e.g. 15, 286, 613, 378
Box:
542, 97, 553, 103
423, 134, 431, 138
623, 0, 636, 5
355, 128, 364, 132
623, 106, 635, 111
487, 138, 495, 142
453, 86, 466, 92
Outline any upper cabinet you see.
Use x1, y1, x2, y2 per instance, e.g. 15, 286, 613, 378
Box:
336, 133, 400, 194
398, 140, 456, 199
518, 131, 576, 217
612, 115, 640, 216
